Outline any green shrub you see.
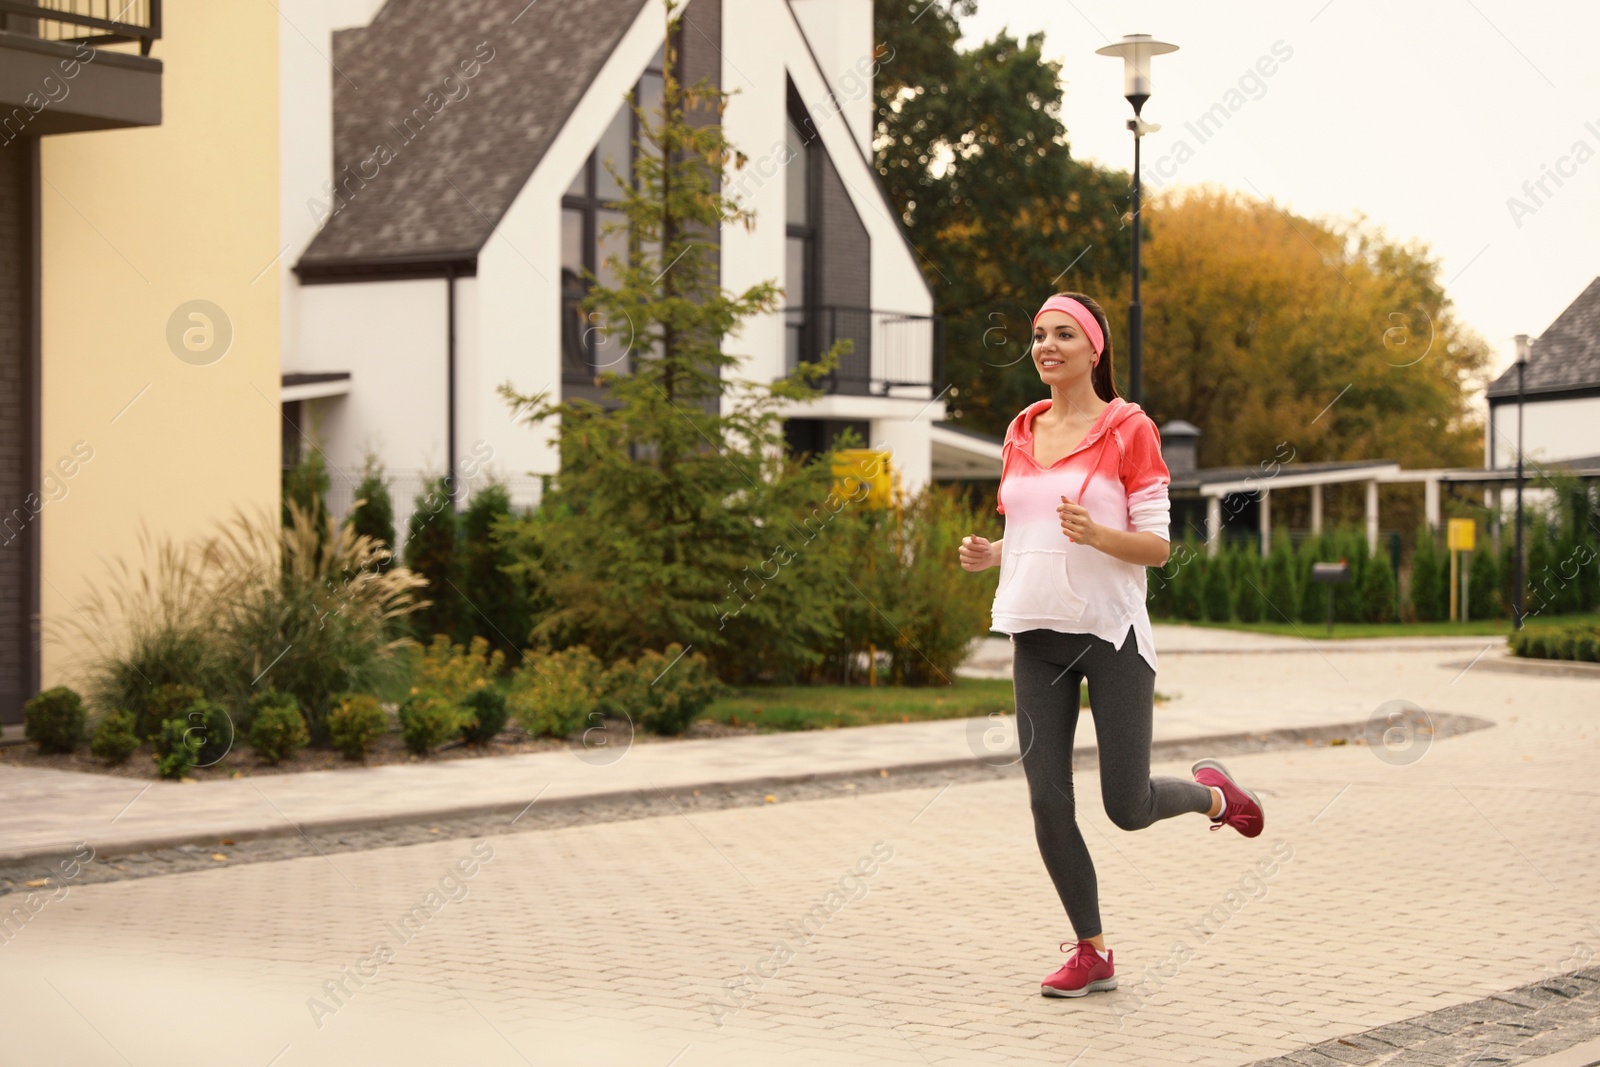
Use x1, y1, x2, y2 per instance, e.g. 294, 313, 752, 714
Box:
459, 687, 510, 745
345, 455, 397, 562
407, 634, 505, 705
327, 693, 388, 760
1263, 536, 1298, 622
250, 701, 310, 765
154, 717, 199, 780
89, 711, 140, 764
603, 643, 725, 736
507, 645, 604, 739
23, 687, 86, 754
1232, 548, 1264, 623
405, 475, 463, 643
398, 693, 466, 755
1467, 543, 1503, 619
459, 481, 531, 663
133, 683, 204, 742
1407, 526, 1447, 622
181, 698, 235, 767
211, 503, 427, 742
244, 689, 297, 737
1358, 550, 1397, 623
1201, 552, 1233, 623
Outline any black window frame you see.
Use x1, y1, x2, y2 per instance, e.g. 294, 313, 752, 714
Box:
784, 82, 820, 378
561, 44, 668, 383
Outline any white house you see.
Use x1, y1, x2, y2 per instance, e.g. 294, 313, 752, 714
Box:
270, 0, 993, 537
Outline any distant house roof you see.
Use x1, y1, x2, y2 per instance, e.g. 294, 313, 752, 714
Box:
1487, 276, 1600, 399
296, 0, 649, 278
1169, 459, 1396, 494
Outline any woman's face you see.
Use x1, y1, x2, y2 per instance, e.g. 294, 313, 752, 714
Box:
1032, 310, 1096, 383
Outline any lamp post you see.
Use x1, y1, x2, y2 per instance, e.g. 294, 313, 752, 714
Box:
1512, 333, 1530, 629
1096, 33, 1178, 407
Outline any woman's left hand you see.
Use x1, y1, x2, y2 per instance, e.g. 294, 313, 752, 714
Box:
1058, 497, 1101, 548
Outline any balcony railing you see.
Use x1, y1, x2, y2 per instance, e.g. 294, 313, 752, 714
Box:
0, 0, 161, 54
784, 305, 942, 397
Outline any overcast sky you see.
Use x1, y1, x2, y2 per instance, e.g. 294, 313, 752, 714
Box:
957, 0, 1600, 385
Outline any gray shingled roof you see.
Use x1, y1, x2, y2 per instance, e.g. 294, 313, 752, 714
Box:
1487, 276, 1600, 398
296, 0, 649, 274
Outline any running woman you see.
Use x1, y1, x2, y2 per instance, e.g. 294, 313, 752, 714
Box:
958, 292, 1265, 999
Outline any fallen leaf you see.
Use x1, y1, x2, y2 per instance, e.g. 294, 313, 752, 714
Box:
113, 865, 128, 872
221, 839, 235, 846
1329, 738, 1348, 747
24, 878, 48, 888
879, 769, 890, 778
764, 794, 777, 804
210, 853, 227, 862
691, 789, 701, 797
428, 828, 441, 834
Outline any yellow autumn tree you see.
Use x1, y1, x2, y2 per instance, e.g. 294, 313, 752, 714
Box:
1105, 185, 1491, 480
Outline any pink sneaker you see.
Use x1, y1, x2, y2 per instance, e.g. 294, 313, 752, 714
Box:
1040, 940, 1116, 997
1193, 758, 1264, 837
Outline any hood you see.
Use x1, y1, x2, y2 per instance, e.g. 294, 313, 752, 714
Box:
1002, 396, 1145, 454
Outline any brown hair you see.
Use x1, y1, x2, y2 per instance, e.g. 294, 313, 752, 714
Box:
1052, 291, 1119, 403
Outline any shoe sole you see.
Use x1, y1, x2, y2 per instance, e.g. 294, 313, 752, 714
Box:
1192, 757, 1265, 835
1041, 977, 1117, 998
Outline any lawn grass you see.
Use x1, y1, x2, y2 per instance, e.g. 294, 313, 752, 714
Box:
1163, 612, 1600, 640
701, 676, 1170, 733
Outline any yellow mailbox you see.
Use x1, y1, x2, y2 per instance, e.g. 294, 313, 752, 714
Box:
1447, 518, 1475, 552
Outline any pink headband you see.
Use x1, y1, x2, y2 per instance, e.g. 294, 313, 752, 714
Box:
1032, 296, 1105, 361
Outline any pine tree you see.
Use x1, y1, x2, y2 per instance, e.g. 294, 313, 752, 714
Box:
404, 475, 461, 643
458, 481, 530, 663
345, 454, 396, 567
498, 0, 854, 680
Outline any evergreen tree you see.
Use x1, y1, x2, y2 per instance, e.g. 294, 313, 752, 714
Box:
282, 445, 329, 528
345, 454, 396, 566
459, 481, 530, 664
1262, 535, 1298, 624
404, 475, 461, 642
1408, 524, 1446, 623
498, 1, 852, 680
1467, 539, 1503, 619
1201, 548, 1233, 623
1233, 546, 1264, 623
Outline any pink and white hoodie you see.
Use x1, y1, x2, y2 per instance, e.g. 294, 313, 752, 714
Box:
991, 396, 1172, 674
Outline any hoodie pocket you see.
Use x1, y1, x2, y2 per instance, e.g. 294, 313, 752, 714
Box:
995, 548, 1090, 622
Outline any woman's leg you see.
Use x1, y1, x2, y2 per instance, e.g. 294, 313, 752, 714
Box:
1085, 626, 1213, 830
1013, 629, 1103, 942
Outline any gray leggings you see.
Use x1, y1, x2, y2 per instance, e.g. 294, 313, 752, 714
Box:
1011, 626, 1213, 941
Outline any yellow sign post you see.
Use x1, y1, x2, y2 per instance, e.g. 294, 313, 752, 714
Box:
1446, 518, 1475, 622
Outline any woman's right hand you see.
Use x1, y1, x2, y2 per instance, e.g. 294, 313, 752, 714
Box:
959, 535, 1001, 572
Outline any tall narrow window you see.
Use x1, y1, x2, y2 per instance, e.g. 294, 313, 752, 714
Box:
561, 44, 668, 380
785, 110, 816, 374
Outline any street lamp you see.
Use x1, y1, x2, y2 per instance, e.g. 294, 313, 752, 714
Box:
1096, 33, 1178, 407
1512, 333, 1530, 629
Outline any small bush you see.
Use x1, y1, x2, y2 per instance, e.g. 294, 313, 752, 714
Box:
604, 643, 725, 736
181, 698, 235, 767
134, 683, 204, 741
154, 717, 199, 780
242, 689, 297, 737
24, 686, 87, 754
399, 693, 466, 755
327, 693, 388, 760
459, 686, 510, 745
89, 711, 140, 764
408, 634, 505, 705
250, 701, 310, 765
507, 645, 603, 739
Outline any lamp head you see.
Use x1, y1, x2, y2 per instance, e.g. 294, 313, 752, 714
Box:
1514, 334, 1531, 364
1095, 34, 1179, 115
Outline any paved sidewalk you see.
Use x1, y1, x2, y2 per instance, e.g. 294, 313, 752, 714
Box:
0, 628, 1501, 865
1, 640, 1595, 1066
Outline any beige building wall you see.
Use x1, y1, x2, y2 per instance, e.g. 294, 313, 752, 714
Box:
37, 0, 281, 689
